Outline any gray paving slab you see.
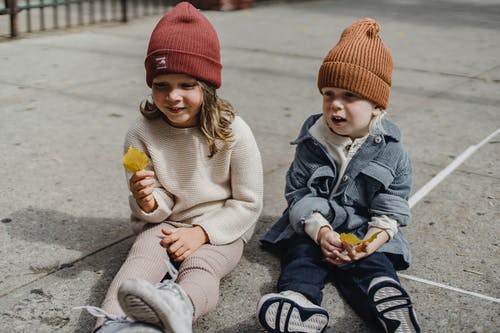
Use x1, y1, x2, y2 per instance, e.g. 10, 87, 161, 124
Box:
0, 236, 135, 332
409, 171, 499, 296
1, 0, 499, 332
1, 89, 134, 296
461, 136, 500, 178
485, 66, 500, 82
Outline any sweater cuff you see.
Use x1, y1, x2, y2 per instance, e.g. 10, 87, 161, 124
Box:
304, 212, 332, 244
129, 190, 173, 223
368, 215, 398, 240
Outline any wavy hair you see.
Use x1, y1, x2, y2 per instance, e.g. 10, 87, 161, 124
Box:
140, 81, 235, 157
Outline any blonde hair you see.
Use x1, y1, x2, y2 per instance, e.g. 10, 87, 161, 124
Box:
369, 109, 386, 134
140, 81, 235, 157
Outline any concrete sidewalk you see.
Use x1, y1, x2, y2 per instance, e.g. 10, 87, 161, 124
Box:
1, 0, 499, 332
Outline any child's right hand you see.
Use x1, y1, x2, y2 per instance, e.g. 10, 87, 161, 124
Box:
317, 227, 351, 265
129, 170, 157, 213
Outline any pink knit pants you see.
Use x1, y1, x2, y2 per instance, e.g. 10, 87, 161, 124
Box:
97, 222, 244, 328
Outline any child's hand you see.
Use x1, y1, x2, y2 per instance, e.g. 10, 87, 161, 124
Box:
342, 241, 371, 261
317, 227, 351, 265
129, 170, 157, 213
160, 226, 209, 262
342, 228, 389, 261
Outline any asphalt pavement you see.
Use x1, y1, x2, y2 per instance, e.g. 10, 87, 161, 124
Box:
1, 0, 499, 332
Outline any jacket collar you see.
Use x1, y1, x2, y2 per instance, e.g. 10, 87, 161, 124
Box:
292, 114, 401, 145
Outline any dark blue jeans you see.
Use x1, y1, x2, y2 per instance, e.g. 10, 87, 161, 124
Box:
278, 235, 400, 323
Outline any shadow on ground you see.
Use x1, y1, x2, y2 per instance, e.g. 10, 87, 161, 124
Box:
2, 211, 378, 332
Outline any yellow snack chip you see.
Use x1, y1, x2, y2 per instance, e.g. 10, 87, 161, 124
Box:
339, 231, 382, 245
122, 146, 149, 173
339, 233, 362, 245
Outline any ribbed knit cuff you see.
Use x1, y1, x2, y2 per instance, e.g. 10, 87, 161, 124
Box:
304, 212, 332, 244
368, 215, 398, 240
128, 189, 172, 223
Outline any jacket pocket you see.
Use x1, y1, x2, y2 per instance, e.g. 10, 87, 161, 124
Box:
344, 162, 395, 207
307, 165, 336, 198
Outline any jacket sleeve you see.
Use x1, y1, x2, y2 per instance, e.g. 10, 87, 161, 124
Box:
191, 120, 263, 245
369, 150, 412, 227
285, 141, 334, 235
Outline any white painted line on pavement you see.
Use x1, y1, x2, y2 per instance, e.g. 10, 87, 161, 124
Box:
401, 127, 500, 304
408, 127, 500, 208
398, 273, 500, 304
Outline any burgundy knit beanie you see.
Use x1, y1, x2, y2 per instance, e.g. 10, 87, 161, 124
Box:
317, 18, 393, 109
145, 2, 222, 88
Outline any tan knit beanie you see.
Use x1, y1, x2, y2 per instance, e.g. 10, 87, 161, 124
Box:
317, 18, 393, 109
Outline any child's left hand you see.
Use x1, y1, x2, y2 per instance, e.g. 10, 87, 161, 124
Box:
341, 228, 389, 261
160, 226, 209, 262
342, 241, 372, 261
325, 241, 374, 264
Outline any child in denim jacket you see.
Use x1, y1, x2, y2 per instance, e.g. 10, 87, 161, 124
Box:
257, 18, 420, 333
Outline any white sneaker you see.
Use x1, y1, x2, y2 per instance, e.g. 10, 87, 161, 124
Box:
96, 318, 162, 333
257, 290, 329, 333
74, 305, 162, 333
368, 277, 421, 333
118, 278, 193, 333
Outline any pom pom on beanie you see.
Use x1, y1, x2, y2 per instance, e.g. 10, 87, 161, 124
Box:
317, 18, 393, 109
145, 2, 222, 88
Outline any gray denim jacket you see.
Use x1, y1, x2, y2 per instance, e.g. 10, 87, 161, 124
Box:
261, 114, 413, 269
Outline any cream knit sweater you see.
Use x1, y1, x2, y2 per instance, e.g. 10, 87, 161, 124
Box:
124, 115, 263, 245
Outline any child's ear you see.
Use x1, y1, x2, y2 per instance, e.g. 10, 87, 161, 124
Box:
372, 107, 382, 117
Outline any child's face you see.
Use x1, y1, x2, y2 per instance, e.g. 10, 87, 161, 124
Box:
321, 87, 380, 140
152, 73, 203, 128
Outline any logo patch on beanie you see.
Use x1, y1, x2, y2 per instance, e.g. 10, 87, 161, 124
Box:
155, 56, 167, 70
